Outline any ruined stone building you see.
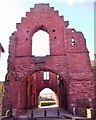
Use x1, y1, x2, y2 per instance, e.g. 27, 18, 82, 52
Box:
2, 4, 95, 117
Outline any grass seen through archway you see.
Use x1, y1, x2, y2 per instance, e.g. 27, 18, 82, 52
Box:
38, 88, 58, 108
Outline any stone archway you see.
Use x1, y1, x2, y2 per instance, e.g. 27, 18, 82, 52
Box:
2, 4, 94, 117
16, 69, 69, 111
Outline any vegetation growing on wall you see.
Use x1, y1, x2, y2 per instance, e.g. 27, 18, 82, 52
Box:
0, 82, 4, 106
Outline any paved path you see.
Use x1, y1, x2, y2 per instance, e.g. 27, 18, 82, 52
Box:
19, 107, 73, 119
0, 106, 87, 119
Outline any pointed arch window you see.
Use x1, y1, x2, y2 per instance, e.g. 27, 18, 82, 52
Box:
32, 30, 50, 56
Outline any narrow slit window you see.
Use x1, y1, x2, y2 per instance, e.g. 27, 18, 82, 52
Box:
72, 38, 75, 46
44, 71, 49, 80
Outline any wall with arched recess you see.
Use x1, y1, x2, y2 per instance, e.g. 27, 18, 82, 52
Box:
15, 68, 68, 110
2, 4, 94, 117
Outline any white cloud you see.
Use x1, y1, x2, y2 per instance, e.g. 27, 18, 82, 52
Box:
64, 0, 77, 5
79, 0, 95, 2
64, 0, 95, 5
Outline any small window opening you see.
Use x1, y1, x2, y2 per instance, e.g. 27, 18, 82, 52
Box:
57, 75, 59, 85
26, 30, 29, 33
72, 38, 75, 46
26, 38, 28, 41
53, 29, 55, 32
57, 75, 59, 79
44, 71, 49, 80
72, 29, 74, 32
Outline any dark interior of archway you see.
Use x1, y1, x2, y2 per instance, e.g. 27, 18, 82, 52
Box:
24, 70, 68, 110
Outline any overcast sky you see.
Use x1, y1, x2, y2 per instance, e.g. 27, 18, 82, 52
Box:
0, 0, 94, 81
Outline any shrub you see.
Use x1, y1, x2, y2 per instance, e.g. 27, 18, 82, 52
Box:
40, 101, 56, 106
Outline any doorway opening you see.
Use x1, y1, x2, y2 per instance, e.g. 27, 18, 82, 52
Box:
38, 88, 59, 108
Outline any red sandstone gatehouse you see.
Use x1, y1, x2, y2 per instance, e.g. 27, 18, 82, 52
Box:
2, 4, 95, 117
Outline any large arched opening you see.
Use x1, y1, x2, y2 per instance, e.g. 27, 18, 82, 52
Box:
32, 30, 50, 56
19, 70, 68, 111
